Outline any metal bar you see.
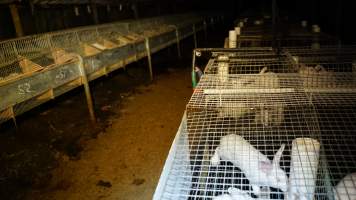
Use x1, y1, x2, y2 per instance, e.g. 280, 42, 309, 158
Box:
191, 50, 197, 88
175, 26, 181, 59
75, 54, 96, 123
203, 88, 296, 94
145, 38, 153, 81
203, 20, 207, 42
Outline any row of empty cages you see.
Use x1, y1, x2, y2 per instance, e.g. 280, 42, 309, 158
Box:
201, 47, 356, 75
236, 35, 338, 48
155, 47, 356, 200
0, 13, 216, 124
232, 20, 338, 48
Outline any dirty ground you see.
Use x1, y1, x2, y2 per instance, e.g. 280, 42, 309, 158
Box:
28, 67, 192, 200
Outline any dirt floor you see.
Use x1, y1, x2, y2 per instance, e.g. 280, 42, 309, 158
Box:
0, 26, 226, 200
26, 66, 192, 200
0, 48, 196, 200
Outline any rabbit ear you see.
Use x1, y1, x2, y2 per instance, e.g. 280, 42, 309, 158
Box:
211, 147, 221, 166
273, 144, 285, 168
259, 67, 268, 74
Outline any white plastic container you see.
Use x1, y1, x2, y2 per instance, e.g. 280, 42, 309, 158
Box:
217, 55, 229, 82
311, 42, 320, 50
312, 25, 320, 33
292, 56, 299, 64
254, 20, 261, 25
235, 27, 241, 36
301, 20, 307, 27
229, 30, 237, 48
288, 138, 320, 200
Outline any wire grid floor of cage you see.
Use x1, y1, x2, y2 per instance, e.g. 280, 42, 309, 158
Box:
155, 73, 356, 200
204, 54, 297, 75
283, 47, 356, 68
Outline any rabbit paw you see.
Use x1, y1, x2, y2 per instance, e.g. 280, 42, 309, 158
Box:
211, 147, 221, 166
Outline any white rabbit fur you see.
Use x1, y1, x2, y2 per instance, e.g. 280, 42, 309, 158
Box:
217, 67, 284, 126
213, 187, 255, 200
334, 172, 356, 200
299, 64, 336, 88
211, 134, 288, 196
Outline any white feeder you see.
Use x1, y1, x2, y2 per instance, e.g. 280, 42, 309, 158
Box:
228, 30, 237, 48
288, 138, 320, 200
301, 20, 307, 28
239, 21, 244, 28
254, 20, 261, 25
235, 27, 241, 36
217, 55, 229, 82
74, 6, 80, 16
311, 42, 320, 50
244, 18, 248, 23
292, 56, 299, 64
312, 25, 320, 33
87, 5, 91, 14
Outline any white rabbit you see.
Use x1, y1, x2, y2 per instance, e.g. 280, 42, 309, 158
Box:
334, 172, 356, 200
213, 187, 255, 200
254, 102, 284, 127
299, 64, 336, 88
211, 134, 288, 196
217, 67, 284, 127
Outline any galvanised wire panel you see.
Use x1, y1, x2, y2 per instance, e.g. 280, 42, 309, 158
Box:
156, 49, 356, 199
0, 13, 209, 124
204, 53, 297, 75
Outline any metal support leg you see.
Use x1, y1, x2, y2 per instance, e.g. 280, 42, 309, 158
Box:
75, 55, 96, 123
191, 50, 197, 88
175, 27, 181, 59
203, 20, 207, 42
145, 38, 153, 81
193, 24, 197, 49
9, 107, 17, 129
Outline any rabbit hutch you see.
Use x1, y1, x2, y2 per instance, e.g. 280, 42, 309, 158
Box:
154, 39, 356, 200
0, 13, 216, 125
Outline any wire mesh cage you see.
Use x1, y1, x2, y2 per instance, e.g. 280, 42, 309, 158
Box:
203, 52, 298, 75
0, 13, 207, 126
284, 46, 356, 67
157, 46, 356, 200
236, 35, 338, 48
156, 72, 356, 200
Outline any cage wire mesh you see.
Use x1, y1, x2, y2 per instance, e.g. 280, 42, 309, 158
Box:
204, 52, 298, 75
156, 47, 356, 200
236, 35, 338, 48
0, 13, 206, 125
232, 22, 338, 48
283, 47, 356, 64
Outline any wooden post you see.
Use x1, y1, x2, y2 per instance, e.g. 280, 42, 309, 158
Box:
9, 4, 24, 37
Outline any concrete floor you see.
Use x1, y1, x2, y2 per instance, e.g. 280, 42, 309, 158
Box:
27, 67, 193, 200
